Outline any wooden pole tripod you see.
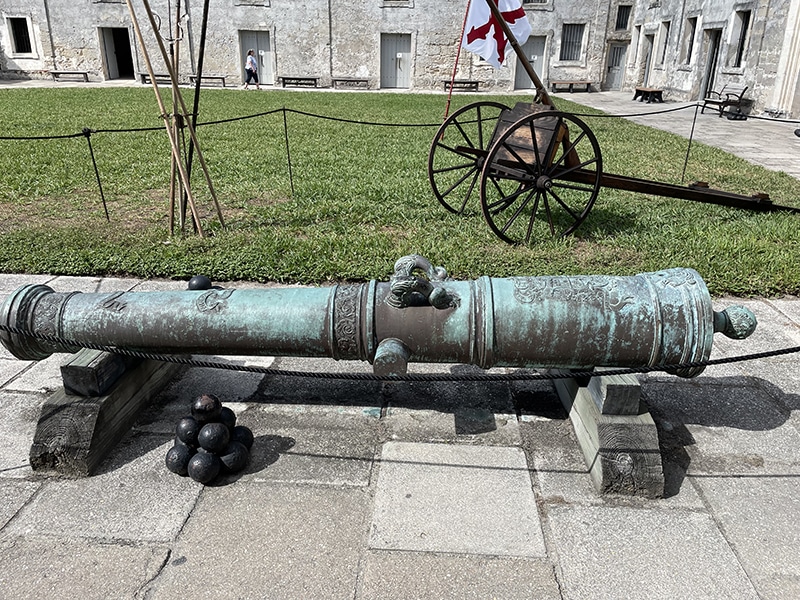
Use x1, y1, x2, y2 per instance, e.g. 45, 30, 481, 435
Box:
124, 0, 226, 236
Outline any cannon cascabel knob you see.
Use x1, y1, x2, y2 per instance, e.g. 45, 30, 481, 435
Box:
713, 306, 757, 340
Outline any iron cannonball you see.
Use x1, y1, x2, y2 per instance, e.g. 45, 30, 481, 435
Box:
175, 416, 200, 447
198, 422, 230, 453
191, 394, 222, 424
187, 275, 213, 290
231, 425, 254, 450
165, 443, 195, 476
220, 441, 249, 473
187, 452, 221, 483
219, 406, 237, 431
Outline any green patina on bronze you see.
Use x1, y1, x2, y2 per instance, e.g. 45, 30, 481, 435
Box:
0, 255, 756, 378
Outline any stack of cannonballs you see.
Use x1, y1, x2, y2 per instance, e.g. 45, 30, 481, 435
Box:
165, 394, 254, 484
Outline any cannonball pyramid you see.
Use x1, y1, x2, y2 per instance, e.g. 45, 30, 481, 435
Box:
165, 394, 254, 484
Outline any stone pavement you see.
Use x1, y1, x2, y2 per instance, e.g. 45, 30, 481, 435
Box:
1, 273, 799, 600
0, 90, 799, 599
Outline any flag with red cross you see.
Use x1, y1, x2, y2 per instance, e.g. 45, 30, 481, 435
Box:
461, 0, 532, 68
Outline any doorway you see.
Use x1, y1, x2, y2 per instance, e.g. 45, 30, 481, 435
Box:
99, 28, 135, 80
514, 36, 546, 90
642, 34, 654, 85
701, 29, 722, 97
605, 43, 627, 90
380, 33, 411, 89
239, 31, 273, 85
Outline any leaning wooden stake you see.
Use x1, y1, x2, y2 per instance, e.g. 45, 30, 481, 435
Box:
138, 0, 226, 229
125, 0, 206, 236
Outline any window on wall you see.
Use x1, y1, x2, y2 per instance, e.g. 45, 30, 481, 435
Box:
615, 6, 631, 31
7, 17, 33, 54
657, 21, 670, 65
732, 10, 751, 67
560, 24, 584, 61
681, 17, 697, 64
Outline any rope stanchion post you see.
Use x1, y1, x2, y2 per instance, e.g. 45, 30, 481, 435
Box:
282, 107, 295, 196
81, 128, 110, 222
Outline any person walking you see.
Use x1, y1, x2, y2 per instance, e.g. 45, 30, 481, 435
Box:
244, 49, 261, 90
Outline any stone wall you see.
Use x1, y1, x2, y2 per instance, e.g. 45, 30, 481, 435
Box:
0, 0, 798, 116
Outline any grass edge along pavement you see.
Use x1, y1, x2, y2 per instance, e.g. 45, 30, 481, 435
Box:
0, 87, 799, 297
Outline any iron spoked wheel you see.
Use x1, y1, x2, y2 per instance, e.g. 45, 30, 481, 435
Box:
428, 101, 510, 214
479, 111, 602, 244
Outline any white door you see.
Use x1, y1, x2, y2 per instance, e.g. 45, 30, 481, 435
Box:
605, 43, 627, 90
380, 34, 411, 88
239, 31, 273, 84
515, 36, 546, 90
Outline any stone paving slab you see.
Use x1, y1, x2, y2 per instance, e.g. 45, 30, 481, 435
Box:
4, 434, 199, 542
694, 475, 800, 600
0, 480, 39, 528
370, 441, 546, 557
2, 353, 71, 394
144, 483, 368, 599
548, 504, 759, 600
0, 390, 47, 479
0, 357, 31, 388
240, 407, 381, 486
0, 536, 170, 600
359, 550, 562, 599
643, 380, 800, 475
0, 273, 55, 294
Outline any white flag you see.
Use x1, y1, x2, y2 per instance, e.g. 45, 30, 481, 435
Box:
462, 0, 532, 68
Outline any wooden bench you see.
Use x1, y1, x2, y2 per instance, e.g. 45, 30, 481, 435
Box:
443, 79, 479, 92
189, 74, 227, 87
279, 76, 320, 88
701, 83, 748, 117
332, 77, 370, 89
50, 70, 89, 82
551, 80, 592, 93
139, 72, 172, 85
633, 87, 664, 103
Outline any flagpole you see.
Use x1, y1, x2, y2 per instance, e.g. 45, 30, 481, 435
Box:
483, 0, 555, 107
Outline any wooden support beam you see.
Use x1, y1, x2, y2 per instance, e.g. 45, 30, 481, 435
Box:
554, 373, 664, 497
61, 349, 142, 397
30, 357, 182, 476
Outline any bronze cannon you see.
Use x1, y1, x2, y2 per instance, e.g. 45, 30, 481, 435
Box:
0, 255, 755, 378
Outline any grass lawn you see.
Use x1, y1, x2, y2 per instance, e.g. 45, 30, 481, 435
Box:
1, 86, 799, 296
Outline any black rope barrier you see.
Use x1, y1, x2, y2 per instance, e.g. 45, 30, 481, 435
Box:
2, 101, 799, 143
1, 321, 798, 382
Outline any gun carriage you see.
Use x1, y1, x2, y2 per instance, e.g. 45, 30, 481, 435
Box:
428, 1, 799, 245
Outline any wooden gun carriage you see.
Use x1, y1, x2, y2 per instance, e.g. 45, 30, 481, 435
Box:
428, 2, 798, 245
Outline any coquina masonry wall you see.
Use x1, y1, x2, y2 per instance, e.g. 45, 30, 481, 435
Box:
1, 0, 798, 116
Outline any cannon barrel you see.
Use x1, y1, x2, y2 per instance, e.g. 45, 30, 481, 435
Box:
0, 256, 756, 378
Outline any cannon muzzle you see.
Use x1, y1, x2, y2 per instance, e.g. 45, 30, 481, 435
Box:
0, 255, 756, 378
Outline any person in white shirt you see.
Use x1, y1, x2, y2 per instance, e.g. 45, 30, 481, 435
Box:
244, 49, 261, 90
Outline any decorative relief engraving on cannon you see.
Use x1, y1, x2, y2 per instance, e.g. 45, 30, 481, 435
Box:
100, 292, 127, 313
333, 284, 362, 360
196, 289, 233, 313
